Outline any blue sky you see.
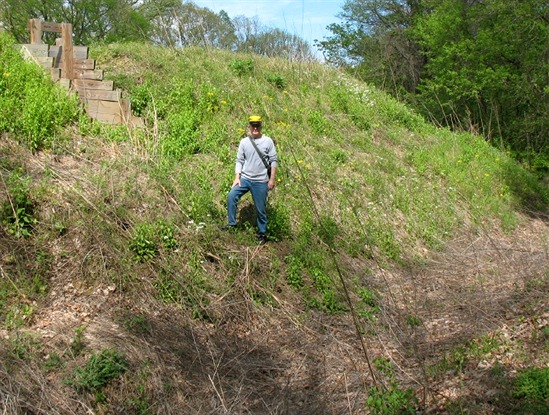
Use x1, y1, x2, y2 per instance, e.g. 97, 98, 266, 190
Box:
192, 0, 345, 55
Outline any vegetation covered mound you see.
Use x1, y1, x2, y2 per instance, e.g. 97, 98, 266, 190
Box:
1, 33, 548, 414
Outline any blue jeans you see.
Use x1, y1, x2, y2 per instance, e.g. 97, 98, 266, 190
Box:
228, 178, 268, 234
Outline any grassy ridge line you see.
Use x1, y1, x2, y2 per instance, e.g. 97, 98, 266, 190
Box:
91, 42, 547, 260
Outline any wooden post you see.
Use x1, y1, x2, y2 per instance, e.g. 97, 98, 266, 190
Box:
61, 23, 74, 80
29, 19, 43, 44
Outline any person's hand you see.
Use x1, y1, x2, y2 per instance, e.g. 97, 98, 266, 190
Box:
232, 177, 241, 188
268, 178, 275, 190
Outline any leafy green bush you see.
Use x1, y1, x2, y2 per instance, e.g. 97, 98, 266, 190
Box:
513, 367, 549, 414
67, 348, 128, 395
0, 33, 80, 150
129, 224, 159, 262
264, 71, 286, 89
229, 58, 254, 76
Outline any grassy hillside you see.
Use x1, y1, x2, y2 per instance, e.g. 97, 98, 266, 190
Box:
1, 34, 548, 414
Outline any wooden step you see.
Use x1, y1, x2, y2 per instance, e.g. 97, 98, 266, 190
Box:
85, 99, 131, 124
49, 45, 88, 60
78, 89, 122, 102
50, 68, 61, 80
73, 79, 114, 91
20, 44, 49, 57
35, 56, 54, 68
55, 58, 95, 70
74, 69, 104, 80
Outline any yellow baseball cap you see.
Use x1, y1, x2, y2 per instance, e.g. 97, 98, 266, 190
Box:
248, 115, 262, 124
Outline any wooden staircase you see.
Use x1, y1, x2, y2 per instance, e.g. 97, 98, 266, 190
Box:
19, 19, 143, 127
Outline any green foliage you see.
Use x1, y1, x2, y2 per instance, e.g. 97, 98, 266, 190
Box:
330, 149, 348, 165
316, 215, 339, 246
513, 367, 549, 414
366, 358, 418, 415
129, 224, 158, 262
406, 315, 422, 327
129, 220, 179, 262
1, 168, 37, 238
0, 0, 151, 45
43, 353, 65, 373
266, 203, 291, 241
152, 255, 214, 321
66, 348, 128, 396
229, 58, 254, 76
7, 332, 43, 360
130, 83, 153, 117
357, 287, 380, 321
70, 326, 88, 357
5, 303, 35, 329
264, 72, 286, 89
413, 0, 548, 155
285, 255, 305, 289
308, 110, 334, 137
320, 0, 548, 160
0, 33, 79, 151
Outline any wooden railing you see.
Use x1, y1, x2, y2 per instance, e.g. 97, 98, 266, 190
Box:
28, 18, 74, 80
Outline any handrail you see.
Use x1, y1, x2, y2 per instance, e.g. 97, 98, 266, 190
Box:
28, 18, 74, 80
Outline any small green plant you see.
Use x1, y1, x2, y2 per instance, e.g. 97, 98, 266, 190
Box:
130, 82, 153, 117
513, 367, 549, 414
406, 315, 422, 327
310, 268, 345, 313
266, 204, 291, 241
366, 358, 418, 415
6, 332, 43, 360
66, 348, 128, 398
43, 353, 65, 372
129, 224, 158, 261
357, 287, 380, 321
308, 110, 333, 136
264, 72, 286, 89
1, 169, 37, 237
70, 326, 88, 356
330, 149, 348, 165
5, 303, 34, 329
285, 255, 304, 289
317, 215, 339, 246
229, 58, 254, 76
158, 221, 178, 250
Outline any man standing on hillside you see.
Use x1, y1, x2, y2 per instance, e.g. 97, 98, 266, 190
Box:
222, 115, 278, 244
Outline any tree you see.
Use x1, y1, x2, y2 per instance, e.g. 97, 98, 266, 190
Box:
414, 0, 549, 157
232, 15, 313, 61
0, 0, 150, 44
317, 0, 424, 96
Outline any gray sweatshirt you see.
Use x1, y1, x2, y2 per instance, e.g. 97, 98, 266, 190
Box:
235, 135, 278, 182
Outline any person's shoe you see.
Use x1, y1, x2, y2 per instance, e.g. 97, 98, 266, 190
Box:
257, 233, 267, 245
220, 224, 237, 231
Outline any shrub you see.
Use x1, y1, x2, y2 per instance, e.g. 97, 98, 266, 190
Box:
67, 348, 128, 394
513, 367, 549, 414
229, 58, 254, 76
366, 358, 418, 415
0, 33, 80, 150
1, 168, 36, 237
